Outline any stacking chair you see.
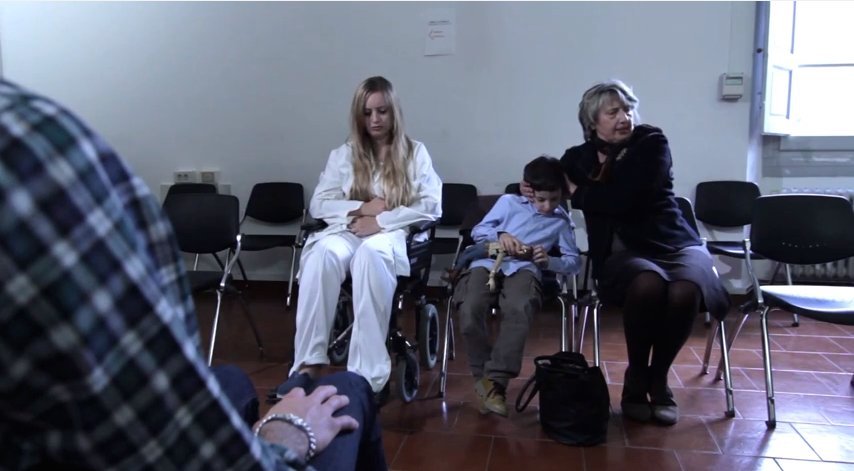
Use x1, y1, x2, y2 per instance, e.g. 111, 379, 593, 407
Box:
741, 194, 854, 428
163, 193, 264, 365
437, 194, 575, 397
236, 182, 306, 308
163, 182, 222, 270
574, 197, 735, 417
694, 181, 794, 326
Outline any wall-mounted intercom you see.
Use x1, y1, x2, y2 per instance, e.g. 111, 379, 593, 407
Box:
719, 73, 745, 101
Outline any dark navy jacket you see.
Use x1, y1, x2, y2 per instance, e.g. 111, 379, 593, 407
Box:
561, 124, 701, 278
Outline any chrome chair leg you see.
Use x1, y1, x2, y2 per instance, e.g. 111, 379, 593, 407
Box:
559, 296, 568, 352
569, 302, 578, 353
286, 246, 298, 308
759, 306, 776, 428
715, 312, 750, 381
592, 302, 601, 367
718, 319, 735, 417
578, 304, 589, 354
207, 290, 224, 366
439, 296, 454, 397
702, 320, 719, 374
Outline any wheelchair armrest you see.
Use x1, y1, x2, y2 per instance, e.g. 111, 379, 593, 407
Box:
406, 219, 439, 244
297, 219, 328, 246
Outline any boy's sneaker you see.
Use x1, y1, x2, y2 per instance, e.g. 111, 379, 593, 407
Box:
474, 377, 508, 417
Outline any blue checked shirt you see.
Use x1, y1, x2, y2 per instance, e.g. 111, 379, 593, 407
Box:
470, 194, 581, 278
0, 80, 304, 470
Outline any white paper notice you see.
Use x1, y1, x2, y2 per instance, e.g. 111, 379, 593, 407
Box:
424, 9, 455, 56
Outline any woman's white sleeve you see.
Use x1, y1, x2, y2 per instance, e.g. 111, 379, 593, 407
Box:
309, 147, 363, 225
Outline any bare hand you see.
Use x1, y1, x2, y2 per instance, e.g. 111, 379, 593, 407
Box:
498, 233, 528, 257
532, 245, 549, 268
257, 385, 359, 457
359, 197, 387, 217
519, 180, 534, 201
563, 174, 577, 197
348, 216, 381, 237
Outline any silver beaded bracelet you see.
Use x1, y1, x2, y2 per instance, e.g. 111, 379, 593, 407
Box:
254, 413, 318, 462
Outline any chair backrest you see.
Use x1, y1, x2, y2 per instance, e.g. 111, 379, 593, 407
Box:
244, 182, 305, 223
440, 183, 478, 226
505, 183, 521, 195
695, 180, 761, 227
454, 194, 501, 249
675, 196, 701, 236
750, 194, 854, 265
166, 183, 218, 197
163, 193, 240, 254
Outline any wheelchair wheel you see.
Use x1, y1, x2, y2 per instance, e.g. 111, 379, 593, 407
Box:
395, 350, 420, 403
418, 303, 439, 369
328, 298, 353, 366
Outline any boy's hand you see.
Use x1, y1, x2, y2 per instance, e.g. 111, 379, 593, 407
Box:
498, 233, 527, 257
532, 245, 549, 268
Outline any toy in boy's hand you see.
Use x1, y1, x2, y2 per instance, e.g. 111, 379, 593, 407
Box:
443, 241, 533, 292
485, 242, 531, 291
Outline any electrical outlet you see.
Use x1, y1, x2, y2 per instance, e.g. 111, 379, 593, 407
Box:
174, 170, 199, 183
200, 169, 220, 184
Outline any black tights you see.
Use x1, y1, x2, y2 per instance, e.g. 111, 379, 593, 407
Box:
622, 271, 701, 392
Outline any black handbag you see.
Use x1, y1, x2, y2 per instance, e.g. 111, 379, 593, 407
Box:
515, 351, 610, 446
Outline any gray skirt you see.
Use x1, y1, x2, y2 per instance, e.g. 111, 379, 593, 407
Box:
597, 244, 730, 321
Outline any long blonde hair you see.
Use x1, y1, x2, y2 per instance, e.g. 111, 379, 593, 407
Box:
348, 76, 414, 209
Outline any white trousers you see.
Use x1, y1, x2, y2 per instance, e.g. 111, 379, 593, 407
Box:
290, 231, 398, 392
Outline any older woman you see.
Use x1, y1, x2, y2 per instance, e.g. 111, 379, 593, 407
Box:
524, 80, 728, 425
291, 76, 442, 393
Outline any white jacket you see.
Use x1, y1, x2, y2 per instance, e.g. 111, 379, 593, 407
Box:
301, 139, 443, 276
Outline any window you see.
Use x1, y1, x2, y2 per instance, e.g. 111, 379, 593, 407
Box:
762, 1, 854, 137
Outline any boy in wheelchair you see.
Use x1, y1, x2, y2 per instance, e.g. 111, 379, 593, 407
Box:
454, 156, 581, 417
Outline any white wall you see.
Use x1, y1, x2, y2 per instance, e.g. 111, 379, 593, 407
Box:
0, 1, 758, 280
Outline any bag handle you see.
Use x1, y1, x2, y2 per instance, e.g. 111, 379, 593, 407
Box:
514, 374, 539, 413
515, 352, 589, 413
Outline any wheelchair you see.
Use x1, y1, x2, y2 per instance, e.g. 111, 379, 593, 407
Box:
297, 219, 441, 404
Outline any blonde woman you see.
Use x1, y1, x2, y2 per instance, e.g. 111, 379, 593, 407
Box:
291, 76, 442, 393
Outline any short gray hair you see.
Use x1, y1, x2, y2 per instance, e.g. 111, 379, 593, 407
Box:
577, 80, 639, 141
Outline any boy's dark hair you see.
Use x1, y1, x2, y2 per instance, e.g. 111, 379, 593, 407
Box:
523, 156, 566, 193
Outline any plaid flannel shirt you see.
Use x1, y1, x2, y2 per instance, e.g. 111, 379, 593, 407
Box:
0, 80, 304, 470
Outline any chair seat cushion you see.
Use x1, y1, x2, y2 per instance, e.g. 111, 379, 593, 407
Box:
761, 285, 854, 325
241, 234, 296, 251
706, 241, 765, 260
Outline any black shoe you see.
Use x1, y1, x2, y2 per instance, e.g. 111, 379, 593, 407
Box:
649, 378, 679, 426
621, 367, 651, 422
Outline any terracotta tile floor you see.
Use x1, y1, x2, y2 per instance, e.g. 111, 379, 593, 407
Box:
199, 281, 854, 471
